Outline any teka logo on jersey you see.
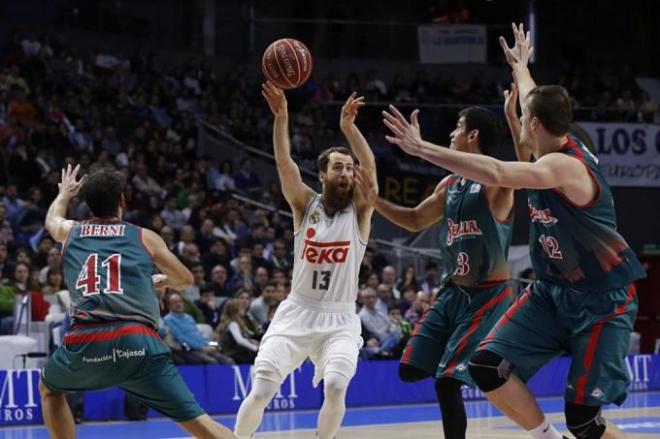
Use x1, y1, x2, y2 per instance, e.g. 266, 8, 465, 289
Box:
233, 366, 300, 410
302, 228, 350, 264
528, 203, 558, 225
0, 369, 40, 423
446, 219, 482, 246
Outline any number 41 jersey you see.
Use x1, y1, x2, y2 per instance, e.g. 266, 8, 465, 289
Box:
290, 194, 366, 305
62, 220, 160, 329
528, 136, 646, 292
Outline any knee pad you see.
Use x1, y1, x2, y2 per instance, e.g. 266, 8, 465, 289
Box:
399, 363, 431, 383
467, 350, 512, 392
565, 402, 606, 439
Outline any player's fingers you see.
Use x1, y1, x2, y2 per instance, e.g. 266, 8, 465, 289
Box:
388, 105, 408, 124
499, 36, 511, 52
529, 46, 534, 59
72, 164, 81, 179
411, 109, 420, 128
383, 118, 406, 138
382, 110, 404, 128
384, 135, 401, 146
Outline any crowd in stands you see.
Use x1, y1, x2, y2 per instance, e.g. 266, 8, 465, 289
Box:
0, 30, 652, 365
0, 30, 448, 365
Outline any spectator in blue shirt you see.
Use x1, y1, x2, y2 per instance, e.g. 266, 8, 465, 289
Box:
163, 292, 233, 365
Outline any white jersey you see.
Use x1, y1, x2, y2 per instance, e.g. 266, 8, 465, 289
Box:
290, 194, 367, 306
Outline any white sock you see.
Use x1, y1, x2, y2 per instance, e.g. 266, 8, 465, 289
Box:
316, 372, 350, 439
234, 377, 279, 438
528, 417, 562, 439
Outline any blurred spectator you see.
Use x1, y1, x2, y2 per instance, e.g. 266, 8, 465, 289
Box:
388, 305, 412, 357
233, 158, 261, 192
161, 194, 188, 231
358, 287, 401, 355
3, 183, 26, 228
211, 160, 236, 192
38, 246, 61, 284
267, 238, 292, 271
405, 291, 432, 326
0, 243, 13, 281
381, 265, 401, 299
209, 264, 232, 298
397, 264, 418, 293
163, 292, 233, 365
375, 283, 396, 316
419, 261, 439, 294
201, 238, 232, 275
216, 297, 260, 364
250, 281, 278, 326
229, 254, 254, 292
0, 205, 14, 245
182, 262, 205, 301
397, 284, 417, 315
194, 284, 223, 327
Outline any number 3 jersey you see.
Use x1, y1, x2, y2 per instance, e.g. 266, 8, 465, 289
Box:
62, 220, 160, 329
290, 194, 366, 305
528, 135, 646, 291
437, 176, 512, 286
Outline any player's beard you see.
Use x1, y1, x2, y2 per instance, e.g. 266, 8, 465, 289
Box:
323, 180, 355, 212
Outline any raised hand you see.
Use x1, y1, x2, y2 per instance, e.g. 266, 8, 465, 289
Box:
261, 81, 288, 118
503, 77, 519, 120
499, 22, 534, 70
58, 164, 85, 200
382, 105, 423, 156
340, 92, 365, 130
354, 166, 378, 205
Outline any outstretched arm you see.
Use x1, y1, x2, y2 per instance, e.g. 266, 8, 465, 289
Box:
261, 82, 314, 228
355, 167, 448, 232
339, 93, 378, 212
45, 164, 84, 243
382, 105, 586, 192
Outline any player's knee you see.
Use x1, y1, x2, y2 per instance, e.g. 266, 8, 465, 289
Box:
565, 402, 606, 439
323, 373, 349, 400
467, 350, 511, 392
39, 378, 56, 398
399, 363, 430, 383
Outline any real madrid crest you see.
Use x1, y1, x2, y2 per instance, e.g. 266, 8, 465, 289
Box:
309, 209, 321, 225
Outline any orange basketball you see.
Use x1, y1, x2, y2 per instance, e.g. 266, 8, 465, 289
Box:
261, 38, 313, 89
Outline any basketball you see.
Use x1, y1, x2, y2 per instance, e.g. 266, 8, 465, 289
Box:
261, 38, 313, 89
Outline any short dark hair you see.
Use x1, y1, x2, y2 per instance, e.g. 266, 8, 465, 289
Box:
81, 168, 124, 218
200, 283, 214, 294
316, 147, 357, 173
458, 107, 502, 156
526, 85, 572, 136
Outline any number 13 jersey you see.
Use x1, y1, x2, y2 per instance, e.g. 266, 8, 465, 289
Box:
290, 194, 366, 305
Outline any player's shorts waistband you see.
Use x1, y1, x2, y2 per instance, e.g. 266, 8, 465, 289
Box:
447, 278, 510, 291
64, 321, 159, 346
287, 293, 355, 313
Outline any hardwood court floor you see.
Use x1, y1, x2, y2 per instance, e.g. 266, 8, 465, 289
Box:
2, 392, 660, 438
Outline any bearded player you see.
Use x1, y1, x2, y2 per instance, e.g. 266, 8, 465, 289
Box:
233, 82, 377, 439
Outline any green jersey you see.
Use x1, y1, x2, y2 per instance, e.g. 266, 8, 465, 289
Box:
62, 220, 159, 329
438, 176, 512, 286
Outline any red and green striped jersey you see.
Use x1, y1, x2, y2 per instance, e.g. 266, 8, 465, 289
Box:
62, 220, 159, 329
528, 136, 646, 291
437, 176, 512, 286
